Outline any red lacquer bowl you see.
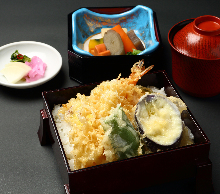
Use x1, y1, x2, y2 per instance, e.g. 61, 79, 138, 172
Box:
168, 15, 220, 97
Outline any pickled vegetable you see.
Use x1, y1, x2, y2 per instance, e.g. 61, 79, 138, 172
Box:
10, 50, 31, 63
0, 62, 31, 83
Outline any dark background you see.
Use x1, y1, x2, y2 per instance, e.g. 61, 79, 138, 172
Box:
0, 0, 219, 193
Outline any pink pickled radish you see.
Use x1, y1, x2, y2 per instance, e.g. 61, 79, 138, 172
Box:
24, 56, 47, 82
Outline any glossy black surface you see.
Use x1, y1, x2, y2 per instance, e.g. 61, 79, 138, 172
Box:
39, 71, 212, 193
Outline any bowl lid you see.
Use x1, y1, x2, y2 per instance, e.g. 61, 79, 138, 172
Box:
173, 15, 220, 59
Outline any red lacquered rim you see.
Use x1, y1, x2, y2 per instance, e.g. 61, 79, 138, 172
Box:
193, 15, 220, 36
168, 18, 220, 60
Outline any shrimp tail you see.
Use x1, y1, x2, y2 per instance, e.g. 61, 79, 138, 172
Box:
140, 64, 154, 77
127, 60, 154, 85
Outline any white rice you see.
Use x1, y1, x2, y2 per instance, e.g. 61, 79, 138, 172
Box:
52, 105, 75, 170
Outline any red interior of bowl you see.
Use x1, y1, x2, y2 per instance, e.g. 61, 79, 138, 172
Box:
172, 15, 220, 59
194, 15, 220, 36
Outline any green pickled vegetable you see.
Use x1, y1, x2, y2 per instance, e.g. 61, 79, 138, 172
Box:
101, 104, 140, 160
10, 50, 31, 63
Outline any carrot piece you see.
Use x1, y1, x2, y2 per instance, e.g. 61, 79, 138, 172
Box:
93, 43, 111, 56
112, 25, 136, 53
94, 43, 105, 56
95, 43, 106, 53
98, 50, 111, 56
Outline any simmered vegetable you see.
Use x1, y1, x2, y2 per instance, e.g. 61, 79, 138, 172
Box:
89, 38, 103, 53
101, 28, 127, 38
103, 30, 125, 55
86, 25, 147, 56
127, 30, 145, 51
126, 49, 142, 55
92, 43, 111, 56
112, 25, 137, 53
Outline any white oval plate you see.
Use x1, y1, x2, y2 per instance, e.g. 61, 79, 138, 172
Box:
0, 41, 62, 89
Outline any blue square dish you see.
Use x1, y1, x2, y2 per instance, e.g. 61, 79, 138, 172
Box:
68, 5, 163, 84
72, 5, 159, 56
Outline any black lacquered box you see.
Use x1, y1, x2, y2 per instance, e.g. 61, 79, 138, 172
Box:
38, 70, 213, 194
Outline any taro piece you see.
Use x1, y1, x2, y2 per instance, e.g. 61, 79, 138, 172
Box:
103, 30, 125, 55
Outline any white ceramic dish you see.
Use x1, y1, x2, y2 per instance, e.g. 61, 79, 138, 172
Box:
0, 41, 62, 89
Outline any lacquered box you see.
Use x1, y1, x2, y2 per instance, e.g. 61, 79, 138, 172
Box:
38, 70, 213, 194
68, 5, 163, 84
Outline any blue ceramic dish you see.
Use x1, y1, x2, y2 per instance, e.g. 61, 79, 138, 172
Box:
71, 5, 159, 56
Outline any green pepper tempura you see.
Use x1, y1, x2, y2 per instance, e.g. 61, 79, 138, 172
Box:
10, 50, 31, 63
101, 104, 140, 160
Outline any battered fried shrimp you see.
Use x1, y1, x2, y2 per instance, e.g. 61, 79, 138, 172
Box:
126, 60, 154, 85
